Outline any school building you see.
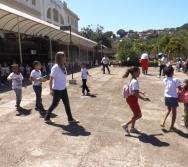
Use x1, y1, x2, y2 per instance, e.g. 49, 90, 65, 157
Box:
0, 0, 101, 65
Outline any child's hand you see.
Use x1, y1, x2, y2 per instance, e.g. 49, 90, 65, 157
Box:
37, 77, 42, 81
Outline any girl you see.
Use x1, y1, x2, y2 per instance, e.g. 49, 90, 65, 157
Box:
160, 66, 181, 131
121, 66, 150, 134
7, 64, 26, 110
80, 63, 91, 96
44, 51, 79, 124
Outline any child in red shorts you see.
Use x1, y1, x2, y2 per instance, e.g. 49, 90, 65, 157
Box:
121, 66, 150, 134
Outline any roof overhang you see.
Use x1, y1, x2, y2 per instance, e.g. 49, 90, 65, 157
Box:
0, 3, 97, 49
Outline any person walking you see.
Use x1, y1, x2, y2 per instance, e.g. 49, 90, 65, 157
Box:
44, 51, 79, 124
80, 63, 91, 96
141, 53, 149, 75
101, 55, 110, 74
121, 66, 150, 134
160, 66, 181, 131
157, 54, 167, 78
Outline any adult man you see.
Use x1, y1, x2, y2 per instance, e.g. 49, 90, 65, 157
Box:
101, 55, 110, 74
157, 54, 167, 78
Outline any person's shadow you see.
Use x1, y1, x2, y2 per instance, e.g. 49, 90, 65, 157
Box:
125, 133, 170, 147
16, 108, 32, 116
51, 123, 91, 136
162, 129, 188, 138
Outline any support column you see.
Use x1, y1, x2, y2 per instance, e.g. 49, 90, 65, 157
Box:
49, 28, 53, 63
17, 16, 22, 64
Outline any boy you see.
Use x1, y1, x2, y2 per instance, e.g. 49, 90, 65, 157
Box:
30, 61, 46, 115
7, 64, 26, 110
80, 63, 91, 96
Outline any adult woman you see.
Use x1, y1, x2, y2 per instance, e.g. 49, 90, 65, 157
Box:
44, 51, 79, 124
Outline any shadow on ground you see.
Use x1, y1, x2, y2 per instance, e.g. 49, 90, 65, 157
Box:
50, 123, 91, 136
16, 108, 32, 116
125, 133, 170, 147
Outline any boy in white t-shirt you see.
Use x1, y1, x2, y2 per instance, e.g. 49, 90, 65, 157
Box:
80, 63, 91, 96
30, 61, 46, 115
160, 66, 181, 131
7, 64, 26, 110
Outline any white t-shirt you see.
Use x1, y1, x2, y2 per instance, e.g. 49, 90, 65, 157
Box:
163, 77, 180, 98
129, 78, 139, 95
141, 53, 148, 59
8, 72, 23, 89
30, 70, 42, 86
102, 57, 109, 64
50, 64, 67, 90
81, 68, 88, 79
2, 66, 10, 74
161, 57, 167, 65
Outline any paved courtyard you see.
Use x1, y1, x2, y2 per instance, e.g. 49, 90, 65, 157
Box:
0, 66, 187, 167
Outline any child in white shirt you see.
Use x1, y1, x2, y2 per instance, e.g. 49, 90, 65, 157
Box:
7, 64, 26, 110
80, 63, 91, 96
160, 66, 181, 131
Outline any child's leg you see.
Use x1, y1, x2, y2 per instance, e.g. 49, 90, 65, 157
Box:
161, 106, 171, 125
169, 107, 177, 130
85, 79, 90, 93
125, 113, 142, 128
82, 79, 86, 94
14, 89, 22, 108
184, 104, 188, 128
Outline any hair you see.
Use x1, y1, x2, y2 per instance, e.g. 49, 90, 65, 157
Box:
122, 66, 140, 78
55, 51, 65, 71
33, 61, 41, 67
164, 66, 174, 76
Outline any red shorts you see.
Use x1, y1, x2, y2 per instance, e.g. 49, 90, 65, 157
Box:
126, 95, 141, 115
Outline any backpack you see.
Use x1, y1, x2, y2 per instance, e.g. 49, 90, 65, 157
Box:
122, 84, 129, 98
122, 79, 132, 98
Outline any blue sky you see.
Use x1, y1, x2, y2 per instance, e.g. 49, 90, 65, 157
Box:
64, 0, 188, 34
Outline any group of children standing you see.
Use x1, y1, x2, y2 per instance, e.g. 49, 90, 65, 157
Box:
121, 65, 188, 135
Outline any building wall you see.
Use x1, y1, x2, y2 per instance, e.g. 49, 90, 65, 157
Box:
0, 0, 79, 33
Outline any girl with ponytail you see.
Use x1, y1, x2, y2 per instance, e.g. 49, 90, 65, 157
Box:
122, 66, 150, 134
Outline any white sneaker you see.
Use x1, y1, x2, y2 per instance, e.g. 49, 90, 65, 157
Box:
121, 124, 129, 134
157, 76, 161, 78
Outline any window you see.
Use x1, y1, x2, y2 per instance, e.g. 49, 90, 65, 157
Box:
47, 8, 51, 19
53, 9, 59, 22
60, 15, 64, 25
32, 0, 36, 5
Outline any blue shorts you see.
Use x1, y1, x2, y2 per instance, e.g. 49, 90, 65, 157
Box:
165, 97, 179, 108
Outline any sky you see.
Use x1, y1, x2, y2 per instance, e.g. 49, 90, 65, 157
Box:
64, 0, 188, 34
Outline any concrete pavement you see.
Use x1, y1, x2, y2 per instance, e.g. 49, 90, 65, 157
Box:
0, 66, 187, 167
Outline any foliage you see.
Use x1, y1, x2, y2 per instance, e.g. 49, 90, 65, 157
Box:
79, 25, 111, 48
117, 29, 128, 38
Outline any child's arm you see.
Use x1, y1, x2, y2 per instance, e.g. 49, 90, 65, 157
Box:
87, 71, 91, 77
133, 90, 150, 101
30, 76, 41, 81
139, 91, 147, 96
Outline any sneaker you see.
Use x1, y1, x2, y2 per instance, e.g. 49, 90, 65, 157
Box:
121, 124, 129, 134
180, 123, 185, 127
160, 123, 165, 127
169, 127, 177, 132
81, 93, 85, 96
130, 128, 141, 133
157, 76, 161, 78
16, 106, 22, 111
68, 119, 79, 123
44, 119, 55, 124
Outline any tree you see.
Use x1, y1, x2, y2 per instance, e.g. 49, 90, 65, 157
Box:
117, 29, 128, 38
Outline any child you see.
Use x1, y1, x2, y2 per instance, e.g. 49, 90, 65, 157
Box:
19, 63, 25, 76
30, 61, 46, 115
41, 63, 47, 76
160, 66, 181, 131
121, 66, 150, 134
80, 63, 91, 96
180, 79, 188, 129
2, 62, 10, 83
7, 64, 26, 110
25, 64, 31, 78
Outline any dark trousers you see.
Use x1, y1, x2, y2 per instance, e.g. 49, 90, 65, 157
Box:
33, 86, 43, 111
159, 65, 166, 76
82, 79, 90, 94
44, 89, 73, 121
103, 64, 110, 74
